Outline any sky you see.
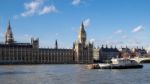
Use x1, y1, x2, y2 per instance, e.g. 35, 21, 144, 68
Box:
0, 0, 150, 50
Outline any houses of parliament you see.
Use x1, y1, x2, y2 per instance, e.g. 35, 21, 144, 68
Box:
0, 21, 93, 64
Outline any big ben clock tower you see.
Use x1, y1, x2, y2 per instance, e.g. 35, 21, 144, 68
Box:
74, 22, 93, 64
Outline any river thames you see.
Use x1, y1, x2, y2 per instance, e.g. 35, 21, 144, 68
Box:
0, 64, 149, 84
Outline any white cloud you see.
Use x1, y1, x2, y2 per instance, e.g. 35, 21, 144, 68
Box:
90, 38, 95, 43
39, 5, 58, 15
72, 0, 81, 6
21, 0, 43, 17
132, 25, 144, 33
24, 0, 42, 11
83, 18, 90, 28
15, 0, 58, 18
114, 29, 123, 34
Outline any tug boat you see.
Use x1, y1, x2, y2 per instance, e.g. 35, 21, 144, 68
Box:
88, 58, 143, 69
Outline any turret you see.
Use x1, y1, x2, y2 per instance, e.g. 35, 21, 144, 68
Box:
31, 37, 39, 49
73, 42, 75, 49
101, 45, 104, 49
142, 46, 144, 50
5, 20, 14, 44
55, 40, 58, 49
111, 45, 113, 49
137, 46, 139, 49
106, 45, 108, 48
126, 45, 128, 49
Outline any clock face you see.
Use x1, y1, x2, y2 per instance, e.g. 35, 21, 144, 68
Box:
78, 34, 86, 39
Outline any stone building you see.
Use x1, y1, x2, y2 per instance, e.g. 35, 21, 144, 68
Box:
99, 45, 120, 63
93, 48, 100, 63
119, 46, 132, 58
131, 47, 147, 57
0, 21, 93, 64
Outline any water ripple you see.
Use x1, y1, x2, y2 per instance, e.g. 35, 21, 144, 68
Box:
0, 71, 34, 75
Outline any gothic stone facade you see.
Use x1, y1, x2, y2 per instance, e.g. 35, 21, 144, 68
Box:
131, 47, 147, 57
99, 45, 120, 63
0, 21, 93, 64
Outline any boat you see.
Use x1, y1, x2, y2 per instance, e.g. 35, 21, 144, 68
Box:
88, 58, 143, 69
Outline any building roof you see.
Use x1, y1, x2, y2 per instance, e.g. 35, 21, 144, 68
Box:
0, 43, 32, 48
100, 47, 119, 52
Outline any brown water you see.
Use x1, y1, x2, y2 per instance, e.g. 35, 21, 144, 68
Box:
0, 64, 150, 84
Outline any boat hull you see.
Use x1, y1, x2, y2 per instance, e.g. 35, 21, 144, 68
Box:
91, 64, 143, 69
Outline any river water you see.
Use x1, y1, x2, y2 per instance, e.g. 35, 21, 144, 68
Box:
0, 64, 149, 84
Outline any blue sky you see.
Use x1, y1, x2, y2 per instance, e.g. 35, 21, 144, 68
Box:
0, 0, 150, 49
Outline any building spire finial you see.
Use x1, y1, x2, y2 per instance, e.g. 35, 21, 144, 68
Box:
106, 44, 108, 48
78, 22, 86, 44
8, 19, 11, 29
80, 21, 85, 31
55, 39, 58, 49
81, 21, 84, 28
126, 45, 128, 48
8, 19, 10, 25
102, 44, 104, 48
